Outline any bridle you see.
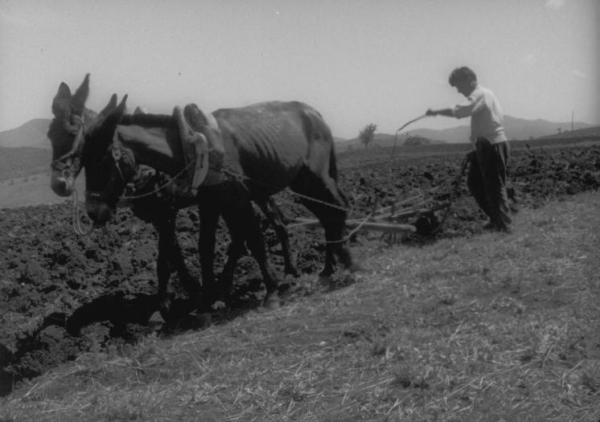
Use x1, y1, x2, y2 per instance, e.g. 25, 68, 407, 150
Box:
48, 114, 93, 236
50, 114, 86, 179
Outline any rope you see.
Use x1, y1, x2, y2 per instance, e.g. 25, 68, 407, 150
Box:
222, 169, 351, 213
71, 189, 93, 236
220, 168, 364, 245
324, 212, 375, 244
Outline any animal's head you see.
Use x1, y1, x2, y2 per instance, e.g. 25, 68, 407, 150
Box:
47, 74, 92, 196
82, 94, 134, 226
47, 74, 126, 197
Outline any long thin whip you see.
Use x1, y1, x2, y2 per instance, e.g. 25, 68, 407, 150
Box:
396, 113, 428, 133
391, 114, 429, 159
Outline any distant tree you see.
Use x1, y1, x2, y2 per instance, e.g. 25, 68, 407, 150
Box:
359, 123, 377, 149
557, 127, 562, 134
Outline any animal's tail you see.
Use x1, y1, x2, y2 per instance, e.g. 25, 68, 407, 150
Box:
319, 119, 350, 207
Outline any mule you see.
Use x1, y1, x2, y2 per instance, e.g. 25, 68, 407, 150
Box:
79, 94, 357, 309
48, 75, 299, 317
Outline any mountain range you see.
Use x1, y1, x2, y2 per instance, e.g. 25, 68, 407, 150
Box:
341, 115, 595, 149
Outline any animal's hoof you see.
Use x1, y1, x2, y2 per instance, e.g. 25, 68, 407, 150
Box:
211, 300, 227, 311
264, 293, 280, 310
159, 301, 172, 323
194, 312, 212, 327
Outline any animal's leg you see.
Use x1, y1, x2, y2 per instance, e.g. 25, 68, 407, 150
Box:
155, 212, 202, 320
156, 216, 175, 319
197, 205, 221, 309
219, 229, 246, 303
257, 197, 299, 277
290, 167, 356, 277
223, 199, 280, 308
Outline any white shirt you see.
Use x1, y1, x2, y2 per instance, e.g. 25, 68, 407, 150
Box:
452, 84, 507, 144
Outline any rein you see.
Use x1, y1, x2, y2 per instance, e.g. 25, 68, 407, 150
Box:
71, 188, 94, 236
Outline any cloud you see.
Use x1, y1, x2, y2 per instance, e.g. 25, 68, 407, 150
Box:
545, 0, 566, 10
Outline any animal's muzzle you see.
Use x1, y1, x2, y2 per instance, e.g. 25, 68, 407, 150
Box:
50, 171, 74, 197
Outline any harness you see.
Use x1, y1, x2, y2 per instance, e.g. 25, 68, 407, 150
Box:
108, 141, 203, 203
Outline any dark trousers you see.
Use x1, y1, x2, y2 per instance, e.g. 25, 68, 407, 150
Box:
467, 138, 511, 229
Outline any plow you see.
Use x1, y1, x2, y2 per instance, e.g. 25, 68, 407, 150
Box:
287, 152, 470, 243
286, 114, 470, 243
287, 187, 454, 243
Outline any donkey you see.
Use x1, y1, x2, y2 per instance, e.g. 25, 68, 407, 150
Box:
79, 93, 357, 310
48, 75, 299, 316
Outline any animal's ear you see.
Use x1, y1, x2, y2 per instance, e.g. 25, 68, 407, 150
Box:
52, 82, 72, 116
116, 95, 128, 115
98, 94, 128, 134
71, 74, 90, 114
98, 94, 118, 118
84, 94, 127, 158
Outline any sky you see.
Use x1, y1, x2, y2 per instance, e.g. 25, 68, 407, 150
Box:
0, 0, 598, 139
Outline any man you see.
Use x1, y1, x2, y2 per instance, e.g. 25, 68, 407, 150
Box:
426, 66, 512, 232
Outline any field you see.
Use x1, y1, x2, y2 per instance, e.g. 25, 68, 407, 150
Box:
1, 138, 600, 420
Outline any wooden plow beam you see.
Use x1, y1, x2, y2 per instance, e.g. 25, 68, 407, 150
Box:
287, 217, 416, 234
285, 193, 453, 236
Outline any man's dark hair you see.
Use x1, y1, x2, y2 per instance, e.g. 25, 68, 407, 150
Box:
448, 66, 477, 87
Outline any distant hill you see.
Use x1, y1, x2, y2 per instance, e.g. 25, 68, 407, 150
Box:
339, 115, 595, 150
406, 115, 592, 143
0, 118, 51, 149
0, 147, 51, 181
538, 125, 600, 140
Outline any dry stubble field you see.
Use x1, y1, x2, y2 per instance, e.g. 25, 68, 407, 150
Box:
2, 191, 600, 421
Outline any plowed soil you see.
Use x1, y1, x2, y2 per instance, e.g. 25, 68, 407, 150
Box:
1, 141, 599, 395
